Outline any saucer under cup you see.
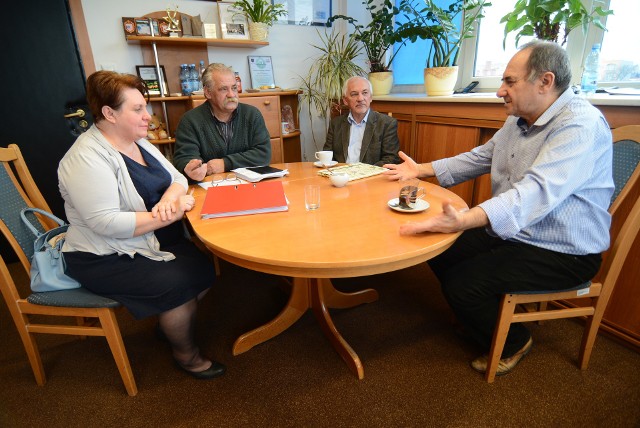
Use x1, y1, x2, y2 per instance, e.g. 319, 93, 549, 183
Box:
388, 198, 430, 213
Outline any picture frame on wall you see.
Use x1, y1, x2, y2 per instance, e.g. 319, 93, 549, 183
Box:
136, 65, 168, 96
272, 0, 332, 26
218, 1, 250, 40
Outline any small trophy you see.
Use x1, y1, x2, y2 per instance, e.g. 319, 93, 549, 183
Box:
164, 5, 182, 38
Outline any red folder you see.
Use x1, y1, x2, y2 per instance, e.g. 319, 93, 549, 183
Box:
200, 180, 288, 219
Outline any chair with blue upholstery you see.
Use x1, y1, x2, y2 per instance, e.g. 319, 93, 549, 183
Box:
484, 125, 640, 383
0, 144, 137, 396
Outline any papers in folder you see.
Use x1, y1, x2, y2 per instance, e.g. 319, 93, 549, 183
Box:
232, 165, 288, 182
200, 181, 288, 219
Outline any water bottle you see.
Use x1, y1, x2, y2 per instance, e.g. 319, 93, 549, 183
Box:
179, 64, 190, 96
199, 60, 206, 90
581, 44, 601, 96
188, 64, 199, 94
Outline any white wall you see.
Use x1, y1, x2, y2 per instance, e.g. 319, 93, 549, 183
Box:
80, 0, 368, 162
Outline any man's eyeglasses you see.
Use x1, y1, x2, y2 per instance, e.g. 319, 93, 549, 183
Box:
211, 173, 240, 186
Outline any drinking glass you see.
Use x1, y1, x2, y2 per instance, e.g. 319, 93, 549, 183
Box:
305, 185, 320, 210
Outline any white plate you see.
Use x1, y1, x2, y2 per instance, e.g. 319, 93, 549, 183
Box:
388, 198, 430, 213
314, 160, 338, 168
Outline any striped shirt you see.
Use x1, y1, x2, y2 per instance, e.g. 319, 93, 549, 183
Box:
346, 109, 370, 163
433, 88, 613, 255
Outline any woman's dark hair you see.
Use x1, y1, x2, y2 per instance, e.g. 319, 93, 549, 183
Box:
86, 71, 149, 122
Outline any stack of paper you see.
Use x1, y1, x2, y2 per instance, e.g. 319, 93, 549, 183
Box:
232, 166, 289, 182
317, 163, 387, 181
200, 181, 288, 219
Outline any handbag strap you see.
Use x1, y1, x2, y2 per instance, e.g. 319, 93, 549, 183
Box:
20, 207, 66, 238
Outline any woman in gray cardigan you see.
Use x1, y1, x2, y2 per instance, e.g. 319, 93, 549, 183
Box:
58, 71, 224, 380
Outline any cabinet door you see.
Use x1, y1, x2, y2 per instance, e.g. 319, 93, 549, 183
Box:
270, 137, 283, 164
414, 121, 479, 206
240, 95, 281, 138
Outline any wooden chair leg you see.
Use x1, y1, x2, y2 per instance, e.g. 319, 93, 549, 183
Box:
485, 296, 517, 383
99, 309, 138, 396
578, 298, 605, 370
15, 317, 47, 386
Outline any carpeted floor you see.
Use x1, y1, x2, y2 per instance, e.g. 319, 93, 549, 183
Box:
1, 260, 639, 427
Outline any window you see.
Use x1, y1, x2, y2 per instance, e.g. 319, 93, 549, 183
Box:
392, 0, 453, 86
598, 0, 640, 84
393, 0, 639, 90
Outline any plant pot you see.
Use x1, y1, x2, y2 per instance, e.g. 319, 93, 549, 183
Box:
368, 71, 393, 96
423, 66, 459, 96
248, 22, 269, 42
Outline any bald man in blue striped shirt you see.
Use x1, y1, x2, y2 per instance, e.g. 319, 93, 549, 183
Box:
384, 41, 613, 377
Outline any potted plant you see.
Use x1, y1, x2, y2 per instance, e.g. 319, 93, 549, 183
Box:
403, 0, 491, 96
232, 0, 287, 41
298, 30, 365, 148
500, 0, 613, 48
327, 0, 414, 95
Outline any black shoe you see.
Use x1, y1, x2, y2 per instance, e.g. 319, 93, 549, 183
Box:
175, 360, 226, 380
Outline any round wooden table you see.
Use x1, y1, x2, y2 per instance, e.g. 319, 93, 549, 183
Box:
186, 162, 467, 379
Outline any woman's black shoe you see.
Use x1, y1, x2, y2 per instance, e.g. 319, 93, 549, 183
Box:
175, 360, 226, 380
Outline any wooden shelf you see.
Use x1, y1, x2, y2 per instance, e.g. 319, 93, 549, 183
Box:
283, 131, 301, 139
126, 35, 268, 48
148, 137, 175, 145
149, 95, 190, 102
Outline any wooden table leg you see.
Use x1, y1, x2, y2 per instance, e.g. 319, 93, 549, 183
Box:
310, 279, 368, 379
319, 278, 379, 309
233, 277, 378, 380
232, 277, 310, 355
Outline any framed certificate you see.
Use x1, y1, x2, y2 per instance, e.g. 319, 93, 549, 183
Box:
218, 1, 250, 40
247, 56, 276, 89
136, 65, 168, 96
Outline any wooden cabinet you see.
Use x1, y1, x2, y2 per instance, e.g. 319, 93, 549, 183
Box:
372, 97, 640, 352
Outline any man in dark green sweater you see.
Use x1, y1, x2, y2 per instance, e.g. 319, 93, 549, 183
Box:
173, 63, 271, 181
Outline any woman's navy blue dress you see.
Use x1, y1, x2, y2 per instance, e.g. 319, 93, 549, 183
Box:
64, 146, 215, 319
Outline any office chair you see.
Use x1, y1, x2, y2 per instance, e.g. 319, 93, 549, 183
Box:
0, 144, 137, 396
485, 125, 640, 383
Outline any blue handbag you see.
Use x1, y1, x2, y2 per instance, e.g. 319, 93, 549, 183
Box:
20, 208, 81, 292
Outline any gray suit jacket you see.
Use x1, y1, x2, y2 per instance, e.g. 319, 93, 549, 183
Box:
323, 110, 401, 166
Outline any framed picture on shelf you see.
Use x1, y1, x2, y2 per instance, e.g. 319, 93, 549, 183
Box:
157, 18, 171, 36
121, 17, 136, 37
218, 1, 250, 40
135, 18, 152, 36
136, 65, 168, 96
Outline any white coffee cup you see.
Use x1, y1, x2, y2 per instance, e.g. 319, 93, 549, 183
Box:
329, 172, 349, 188
315, 151, 333, 165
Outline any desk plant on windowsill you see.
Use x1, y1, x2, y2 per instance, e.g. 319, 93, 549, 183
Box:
327, 0, 417, 95
500, 0, 613, 48
232, 0, 287, 41
403, 0, 491, 96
